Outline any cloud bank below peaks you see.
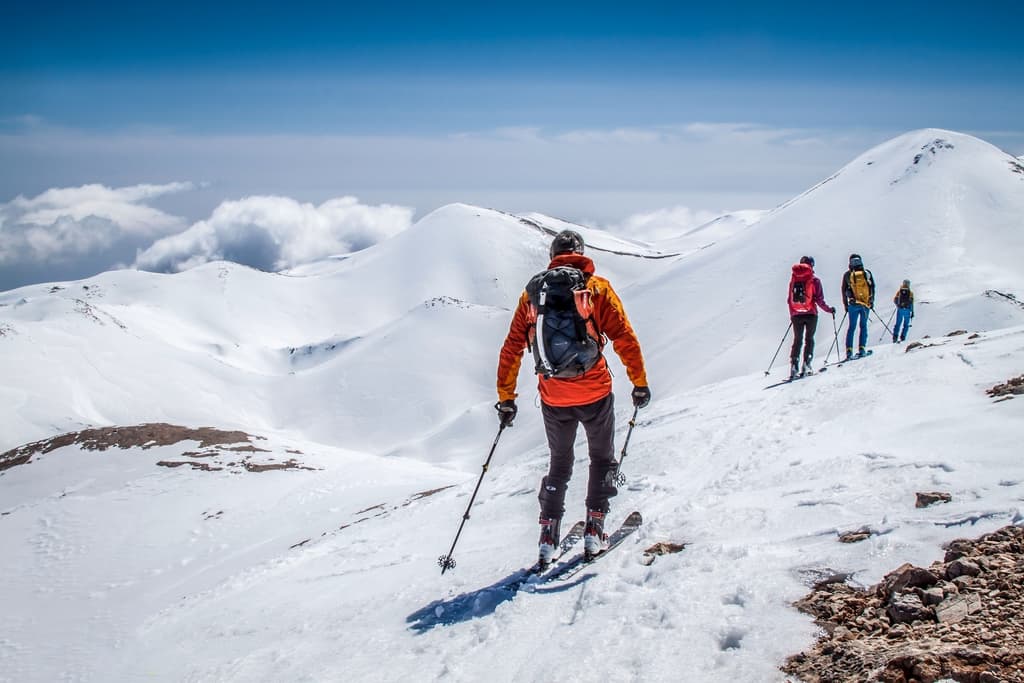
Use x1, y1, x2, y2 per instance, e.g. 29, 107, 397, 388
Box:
134, 195, 413, 274
0, 182, 194, 290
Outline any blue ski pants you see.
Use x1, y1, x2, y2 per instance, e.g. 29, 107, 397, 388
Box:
895, 308, 912, 341
845, 304, 869, 351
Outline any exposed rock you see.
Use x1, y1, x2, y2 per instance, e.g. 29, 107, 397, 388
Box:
946, 330, 969, 337
839, 528, 874, 543
916, 491, 953, 508
887, 592, 935, 624
0, 423, 312, 475
783, 525, 1024, 682
877, 563, 939, 601
917, 586, 945, 606
935, 594, 983, 624
640, 541, 687, 565
946, 559, 982, 579
987, 374, 1024, 399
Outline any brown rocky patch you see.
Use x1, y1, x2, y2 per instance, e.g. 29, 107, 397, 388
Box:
0, 424, 311, 475
782, 525, 1024, 682
640, 540, 687, 565
916, 491, 953, 508
987, 375, 1024, 401
839, 528, 875, 544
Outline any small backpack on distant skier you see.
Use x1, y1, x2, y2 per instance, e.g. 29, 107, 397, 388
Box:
525, 266, 602, 378
896, 287, 912, 308
788, 263, 817, 315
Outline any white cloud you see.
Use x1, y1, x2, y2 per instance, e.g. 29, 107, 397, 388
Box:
603, 206, 724, 242
0, 182, 192, 280
555, 128, 663, 145
134, 195, 414, 274
7, 182, 193, 236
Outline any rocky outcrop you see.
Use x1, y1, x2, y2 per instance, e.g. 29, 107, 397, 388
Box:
0, 424, 312, 475
783, 525, 1024, 682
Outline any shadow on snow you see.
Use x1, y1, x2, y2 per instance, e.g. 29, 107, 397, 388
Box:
406, 568, 595, 633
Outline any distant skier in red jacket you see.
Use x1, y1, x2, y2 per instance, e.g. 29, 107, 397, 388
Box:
787, 256, 836, 379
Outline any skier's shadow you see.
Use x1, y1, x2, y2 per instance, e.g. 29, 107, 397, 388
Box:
406, 569, 595, 633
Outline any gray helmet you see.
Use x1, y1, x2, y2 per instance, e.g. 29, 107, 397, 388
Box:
549, 230, 585, 259
799, 255, 815, 267
849, 253, 863, 268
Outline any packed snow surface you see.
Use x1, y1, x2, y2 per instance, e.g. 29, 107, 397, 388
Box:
2, 128, 1024, 681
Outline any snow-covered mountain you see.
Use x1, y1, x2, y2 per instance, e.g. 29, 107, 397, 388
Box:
2, 128, 1023, 682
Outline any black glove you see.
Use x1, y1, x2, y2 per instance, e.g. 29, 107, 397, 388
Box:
631, 386, 651, 409
495, 400, 517, 427
830, 307, 837, 317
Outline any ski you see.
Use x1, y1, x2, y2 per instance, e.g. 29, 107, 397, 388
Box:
502, 520, 585, 592
536, 511, 643, 585
763, 367, 827, 390
826, 349, 874, 368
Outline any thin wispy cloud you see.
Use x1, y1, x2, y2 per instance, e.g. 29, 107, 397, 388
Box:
603, 206, 725, 242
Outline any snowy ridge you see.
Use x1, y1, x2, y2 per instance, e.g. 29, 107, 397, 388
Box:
1, 128, 1024, 681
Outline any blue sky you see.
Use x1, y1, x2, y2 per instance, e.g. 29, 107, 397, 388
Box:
5, 2, 1023, 135
1, 1, 1023, 289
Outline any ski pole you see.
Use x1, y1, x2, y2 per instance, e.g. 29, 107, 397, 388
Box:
877, 308, 896, 342
438, 423, 506, 574
870, 307, 895, 339
823, 310, 846, 366
764, 322, 793, 376
613, 406, 640, 486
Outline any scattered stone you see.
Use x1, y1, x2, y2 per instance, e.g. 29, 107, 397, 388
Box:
242, 459, 315, 473
906, 341, 926, 352
641, 541, 687, 565
916, 491, 953, 508
643, 541, 687, 556
877, 563, 939, 601
917, 586, 945, 606
987, 374, 1024, 399
782, 525, 1024, 681
947, 329, 969, 336
839, 528, 874, 543
887, 592, 935, 624
946, 559, 982, 579
937, 593, 983, 626
156, 460, 223, 472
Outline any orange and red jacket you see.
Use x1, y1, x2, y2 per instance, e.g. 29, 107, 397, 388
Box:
496, 253, 648, 407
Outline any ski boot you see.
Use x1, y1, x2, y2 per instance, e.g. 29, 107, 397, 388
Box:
845, 347, 853, 361
789, 359, 800, 380
538, 518, 561, 568
801, 360, 814, 377
857, 346, 867, 358
583, 510, 609, 561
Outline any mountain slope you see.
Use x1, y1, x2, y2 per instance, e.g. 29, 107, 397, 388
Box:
2, 128, 1024, 681
631, 128, 1024, 391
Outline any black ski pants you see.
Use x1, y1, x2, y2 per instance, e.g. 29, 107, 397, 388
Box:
790, 313, 818, 365
538, 393, 618, 520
